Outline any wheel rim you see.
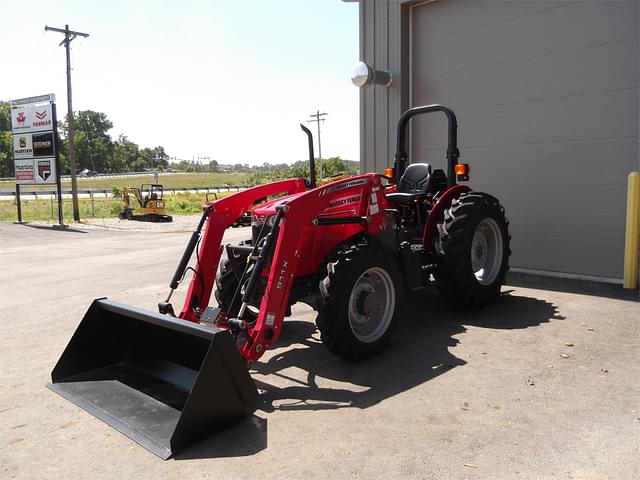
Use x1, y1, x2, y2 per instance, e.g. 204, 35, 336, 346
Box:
471, 218, 504, 285
348, 267, 395, 343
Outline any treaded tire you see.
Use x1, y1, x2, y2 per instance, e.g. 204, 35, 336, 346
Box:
215, 254, 259, 322
437, 192, 510, 307
316, 245, 399, 361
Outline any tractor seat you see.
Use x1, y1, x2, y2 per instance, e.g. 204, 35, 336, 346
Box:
386, 163, 432, 205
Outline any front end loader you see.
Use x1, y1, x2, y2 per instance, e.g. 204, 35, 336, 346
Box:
49, 105, 510, 458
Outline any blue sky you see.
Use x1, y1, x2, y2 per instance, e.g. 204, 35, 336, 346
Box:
1, 0, 360, 165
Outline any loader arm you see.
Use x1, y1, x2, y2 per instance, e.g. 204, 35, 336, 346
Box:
179, 178, 307, 320
238, 173, 389, 363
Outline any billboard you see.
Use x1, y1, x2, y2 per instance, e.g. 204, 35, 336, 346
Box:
14, 159, 35, 183
11, 95, 58, 185
13, 134, 34, 158
11, 104, 54, 134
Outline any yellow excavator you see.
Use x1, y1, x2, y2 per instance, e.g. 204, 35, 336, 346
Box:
119, 183, 173, 222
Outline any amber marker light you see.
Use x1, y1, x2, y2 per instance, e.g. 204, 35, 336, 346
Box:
384, 167, 395, 181
455, 163, 470, 181
455, 164, 469, 176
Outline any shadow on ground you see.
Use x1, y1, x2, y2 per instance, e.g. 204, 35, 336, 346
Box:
179, 288, 562, 459
174, 416, 268, 460
23, 223, 88, 234
507, 271, 636, 302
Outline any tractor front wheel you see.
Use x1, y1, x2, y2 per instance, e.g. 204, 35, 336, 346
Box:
317, 245, 399, 361
215, 253, 259, 323
437, 192, 510, 307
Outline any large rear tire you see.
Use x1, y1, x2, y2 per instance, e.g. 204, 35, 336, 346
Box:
317, 245, 399, 361
437, 192, 510, 307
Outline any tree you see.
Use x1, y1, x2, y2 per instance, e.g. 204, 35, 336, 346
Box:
60, 110, 113, 172
0, 101, 13, 177
150, 146, 169, 170
112, 135, 139, 173
1, 102, 175, 176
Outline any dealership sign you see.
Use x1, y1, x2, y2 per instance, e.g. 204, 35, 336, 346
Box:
11, 103, 54, 133
14, 159, 35, 182
10, 94, 59, 185
13, 134, 33, 158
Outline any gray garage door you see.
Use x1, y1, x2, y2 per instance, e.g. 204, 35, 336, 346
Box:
409, 0, 639, 280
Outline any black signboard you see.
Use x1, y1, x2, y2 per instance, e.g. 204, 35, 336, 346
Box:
32, 132, 55, 157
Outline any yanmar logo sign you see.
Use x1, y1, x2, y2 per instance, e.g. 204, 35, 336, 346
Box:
33, 109, 51, 128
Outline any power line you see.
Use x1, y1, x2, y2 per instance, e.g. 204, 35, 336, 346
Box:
307, 110, 327, 178
44, 24, 90, 222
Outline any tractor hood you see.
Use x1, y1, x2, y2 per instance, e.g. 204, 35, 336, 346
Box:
251, 191, 307, 221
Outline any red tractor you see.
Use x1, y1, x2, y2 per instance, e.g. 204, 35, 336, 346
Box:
49, 105, 510, 458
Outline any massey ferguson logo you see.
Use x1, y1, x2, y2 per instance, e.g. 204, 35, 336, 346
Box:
35, 110, 47, 120
16, 112, 26, 124
38, 160, 52, 181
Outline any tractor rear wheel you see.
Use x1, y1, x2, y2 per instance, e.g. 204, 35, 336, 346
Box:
437, 192, 510, 307
317, 245, 399, 361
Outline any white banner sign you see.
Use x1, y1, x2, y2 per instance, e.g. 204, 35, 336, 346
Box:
34, 157, 56, 183
11, 104, 54, 133
14, 157, 57, 184
14, 159, 35, 184
13, 134, 34, 159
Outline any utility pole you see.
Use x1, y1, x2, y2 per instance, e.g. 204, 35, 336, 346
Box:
45, 24, 89, 222
308, 110, 327, 178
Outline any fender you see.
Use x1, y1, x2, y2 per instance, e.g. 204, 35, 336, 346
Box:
422, 185, 471, 252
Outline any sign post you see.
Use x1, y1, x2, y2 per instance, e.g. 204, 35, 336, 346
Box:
10, 93, 65, 227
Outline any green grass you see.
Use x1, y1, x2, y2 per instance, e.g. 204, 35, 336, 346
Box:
0, 191, 233, 222
0, 172, 249, 191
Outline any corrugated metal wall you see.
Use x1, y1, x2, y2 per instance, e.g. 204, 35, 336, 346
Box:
359, 1, 405, 173
358, 0, 640, 280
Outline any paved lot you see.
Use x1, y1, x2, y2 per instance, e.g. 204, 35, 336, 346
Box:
1, 219, 638, 479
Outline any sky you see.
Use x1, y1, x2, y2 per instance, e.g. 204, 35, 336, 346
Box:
1, 0, 360, 165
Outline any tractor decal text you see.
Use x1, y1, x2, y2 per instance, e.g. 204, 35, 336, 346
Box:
328, 195, 361, 209
319, 178, 369, 196
276, 259, 289, 289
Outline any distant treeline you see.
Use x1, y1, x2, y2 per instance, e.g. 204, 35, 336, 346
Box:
0, 102, 358, 183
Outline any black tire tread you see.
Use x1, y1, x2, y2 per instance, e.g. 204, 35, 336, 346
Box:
437, 192, 511, 308
316, 245, 398, 361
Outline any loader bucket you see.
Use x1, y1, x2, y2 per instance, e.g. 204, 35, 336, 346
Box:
47, 298, 257, 459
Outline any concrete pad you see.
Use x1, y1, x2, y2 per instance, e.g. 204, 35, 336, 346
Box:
0, 219, 638, 479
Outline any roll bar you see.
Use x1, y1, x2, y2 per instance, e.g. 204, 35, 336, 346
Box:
394, 104, 460, 187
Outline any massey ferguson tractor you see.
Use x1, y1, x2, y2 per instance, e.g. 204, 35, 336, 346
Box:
49, 105, 510, 459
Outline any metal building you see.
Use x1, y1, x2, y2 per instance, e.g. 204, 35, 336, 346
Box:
353, 0, 639, 282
